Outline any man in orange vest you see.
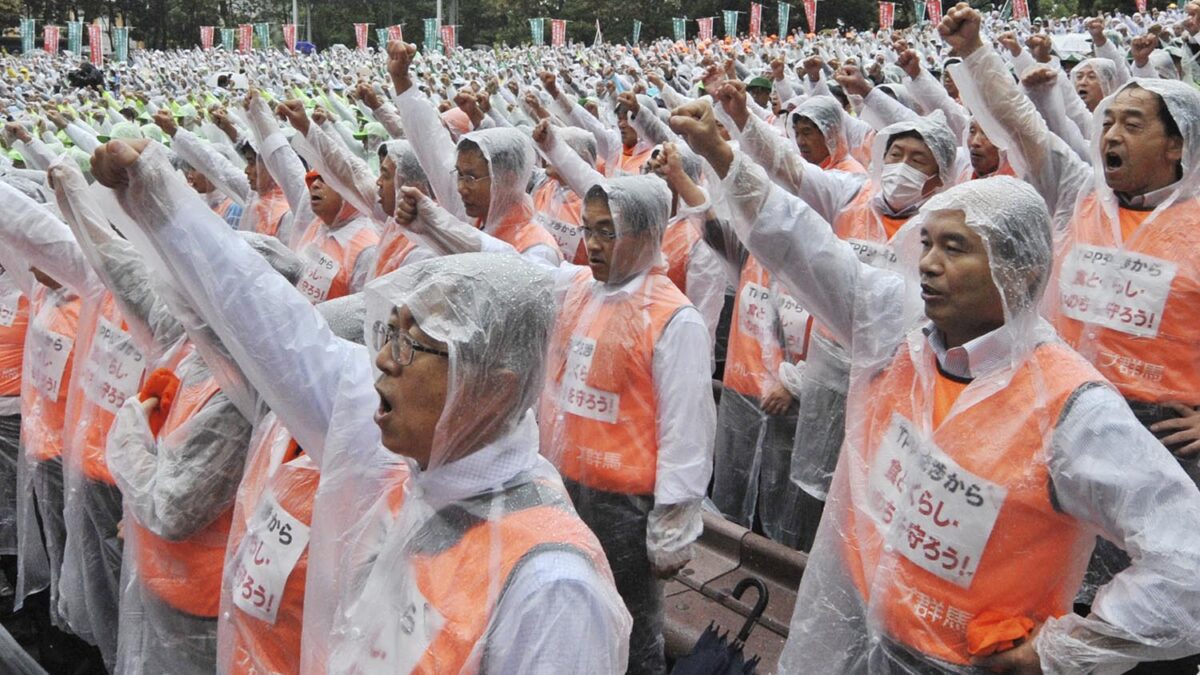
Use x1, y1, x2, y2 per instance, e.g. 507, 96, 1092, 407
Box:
91, 137, 633, 674
394, 170, 717, 675
540, 72, 657, 177
0, 260, 27, 592
945, 10, 1200, 661
386, 42, 564, 266
670, 94, 1200, 673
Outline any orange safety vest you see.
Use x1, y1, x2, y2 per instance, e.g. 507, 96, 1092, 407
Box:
844, 341, 1100, 665
0, 288, 28, 399
821, 152, 867, 175
248, 188, 292, 239
224, 414, 316, 675
22, 287, 81, 463
484, 203, 562, 257
661, 216, 702, 295
532, 179, 588, 264
616, 146, 653, 177
542, 270, 690, 495
131, 352, 231, 618
294, 217, 380, 304
1054, 194, 1200, 405
833, 184, 908, 244
370, 479, 607, 673
373, 220, 420, 280
69, 293, 147, 484
723, 256, 812, 399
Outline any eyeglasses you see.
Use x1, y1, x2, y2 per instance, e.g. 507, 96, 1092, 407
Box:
450, 168, 490, 185
579, 225, 618, 241
375, 323, 451, 366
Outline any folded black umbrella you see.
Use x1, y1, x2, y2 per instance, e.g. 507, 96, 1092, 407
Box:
670, 577, 768, 675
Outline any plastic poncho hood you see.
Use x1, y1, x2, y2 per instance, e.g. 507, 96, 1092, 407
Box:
789, 96, 851, 166
458, 127, 536, 232
588, 174, 672, 285
871, 109, 959, 191
364, 252, 556, 469
1087, 78, 1200, 226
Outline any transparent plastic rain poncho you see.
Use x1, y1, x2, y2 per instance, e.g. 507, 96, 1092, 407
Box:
787, 110, 959, 502
1073, 58, 1121, 98
458, 127, 537, 233
537, 175, 714, 674
93, 142, 630, 672
790, 95, 852, 167
0, 260, 26, 560
708, 152, 1200, 671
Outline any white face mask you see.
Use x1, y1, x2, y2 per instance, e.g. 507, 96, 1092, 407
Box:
879, 161, 934, 214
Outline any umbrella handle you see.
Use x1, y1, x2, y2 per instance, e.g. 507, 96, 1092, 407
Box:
731, 576, 769, 643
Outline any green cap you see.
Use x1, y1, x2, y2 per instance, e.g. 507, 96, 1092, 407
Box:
748, 76, 773, 90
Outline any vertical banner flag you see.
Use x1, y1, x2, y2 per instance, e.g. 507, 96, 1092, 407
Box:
697, 17, 714, 41
43, 25, 59, 53
88, 22, 103, 66
803, 0, 817, 32
221, 28, 235, 52
354, 23, 369, 51
594, 19, 602, 45
21, 18, 34, 54
283, 24, 297, 52
632, 20, 642, 44
113, 26, 129, 62
423, 18, 438, 52
1012, 0, 1029, 20
723, 10, 738, 37
376, 28, 388, 48
200, 26, 214, 50
1135, 0, 1147, 11
750, 3, 763, 37
238, 24, 253, 52
530, 18, 545, 45
672, 17, 687, 41
925, 0, 943, 22
388, 25, 403, 41
780, 1, 795, 36
69, 21, 83, 55
440, 25, 456, 53
878, 2, 895, 30
551, 19, 567, 47
255, 22, 270, 49
915, 0, 927, 23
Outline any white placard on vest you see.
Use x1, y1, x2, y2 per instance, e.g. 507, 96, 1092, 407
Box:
737, 282, 776, 343
775, 291, 811, 358
0, 288, 21, 328
83, 317, 146, 414
866, 414, 1007, 589
848, 238, 901, 271
297, 245, 341, 304
27, 317, 72, 402
534, 212, 583, 260
231, 489, 311, 624
561, 336, 620, 424
1059, 244, 1177, 339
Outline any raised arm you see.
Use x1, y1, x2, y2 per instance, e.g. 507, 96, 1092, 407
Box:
157, 112, 252, 206
279, 100, 389, 224
941, 7, 1091, 232
388, 42, 467, 220
717, 81, 866, 223
93, 139, 372, 468
49, 161, 185, 357
0, 179, 97, 295
534, 121, 606, 199
669, 101, 905, 351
